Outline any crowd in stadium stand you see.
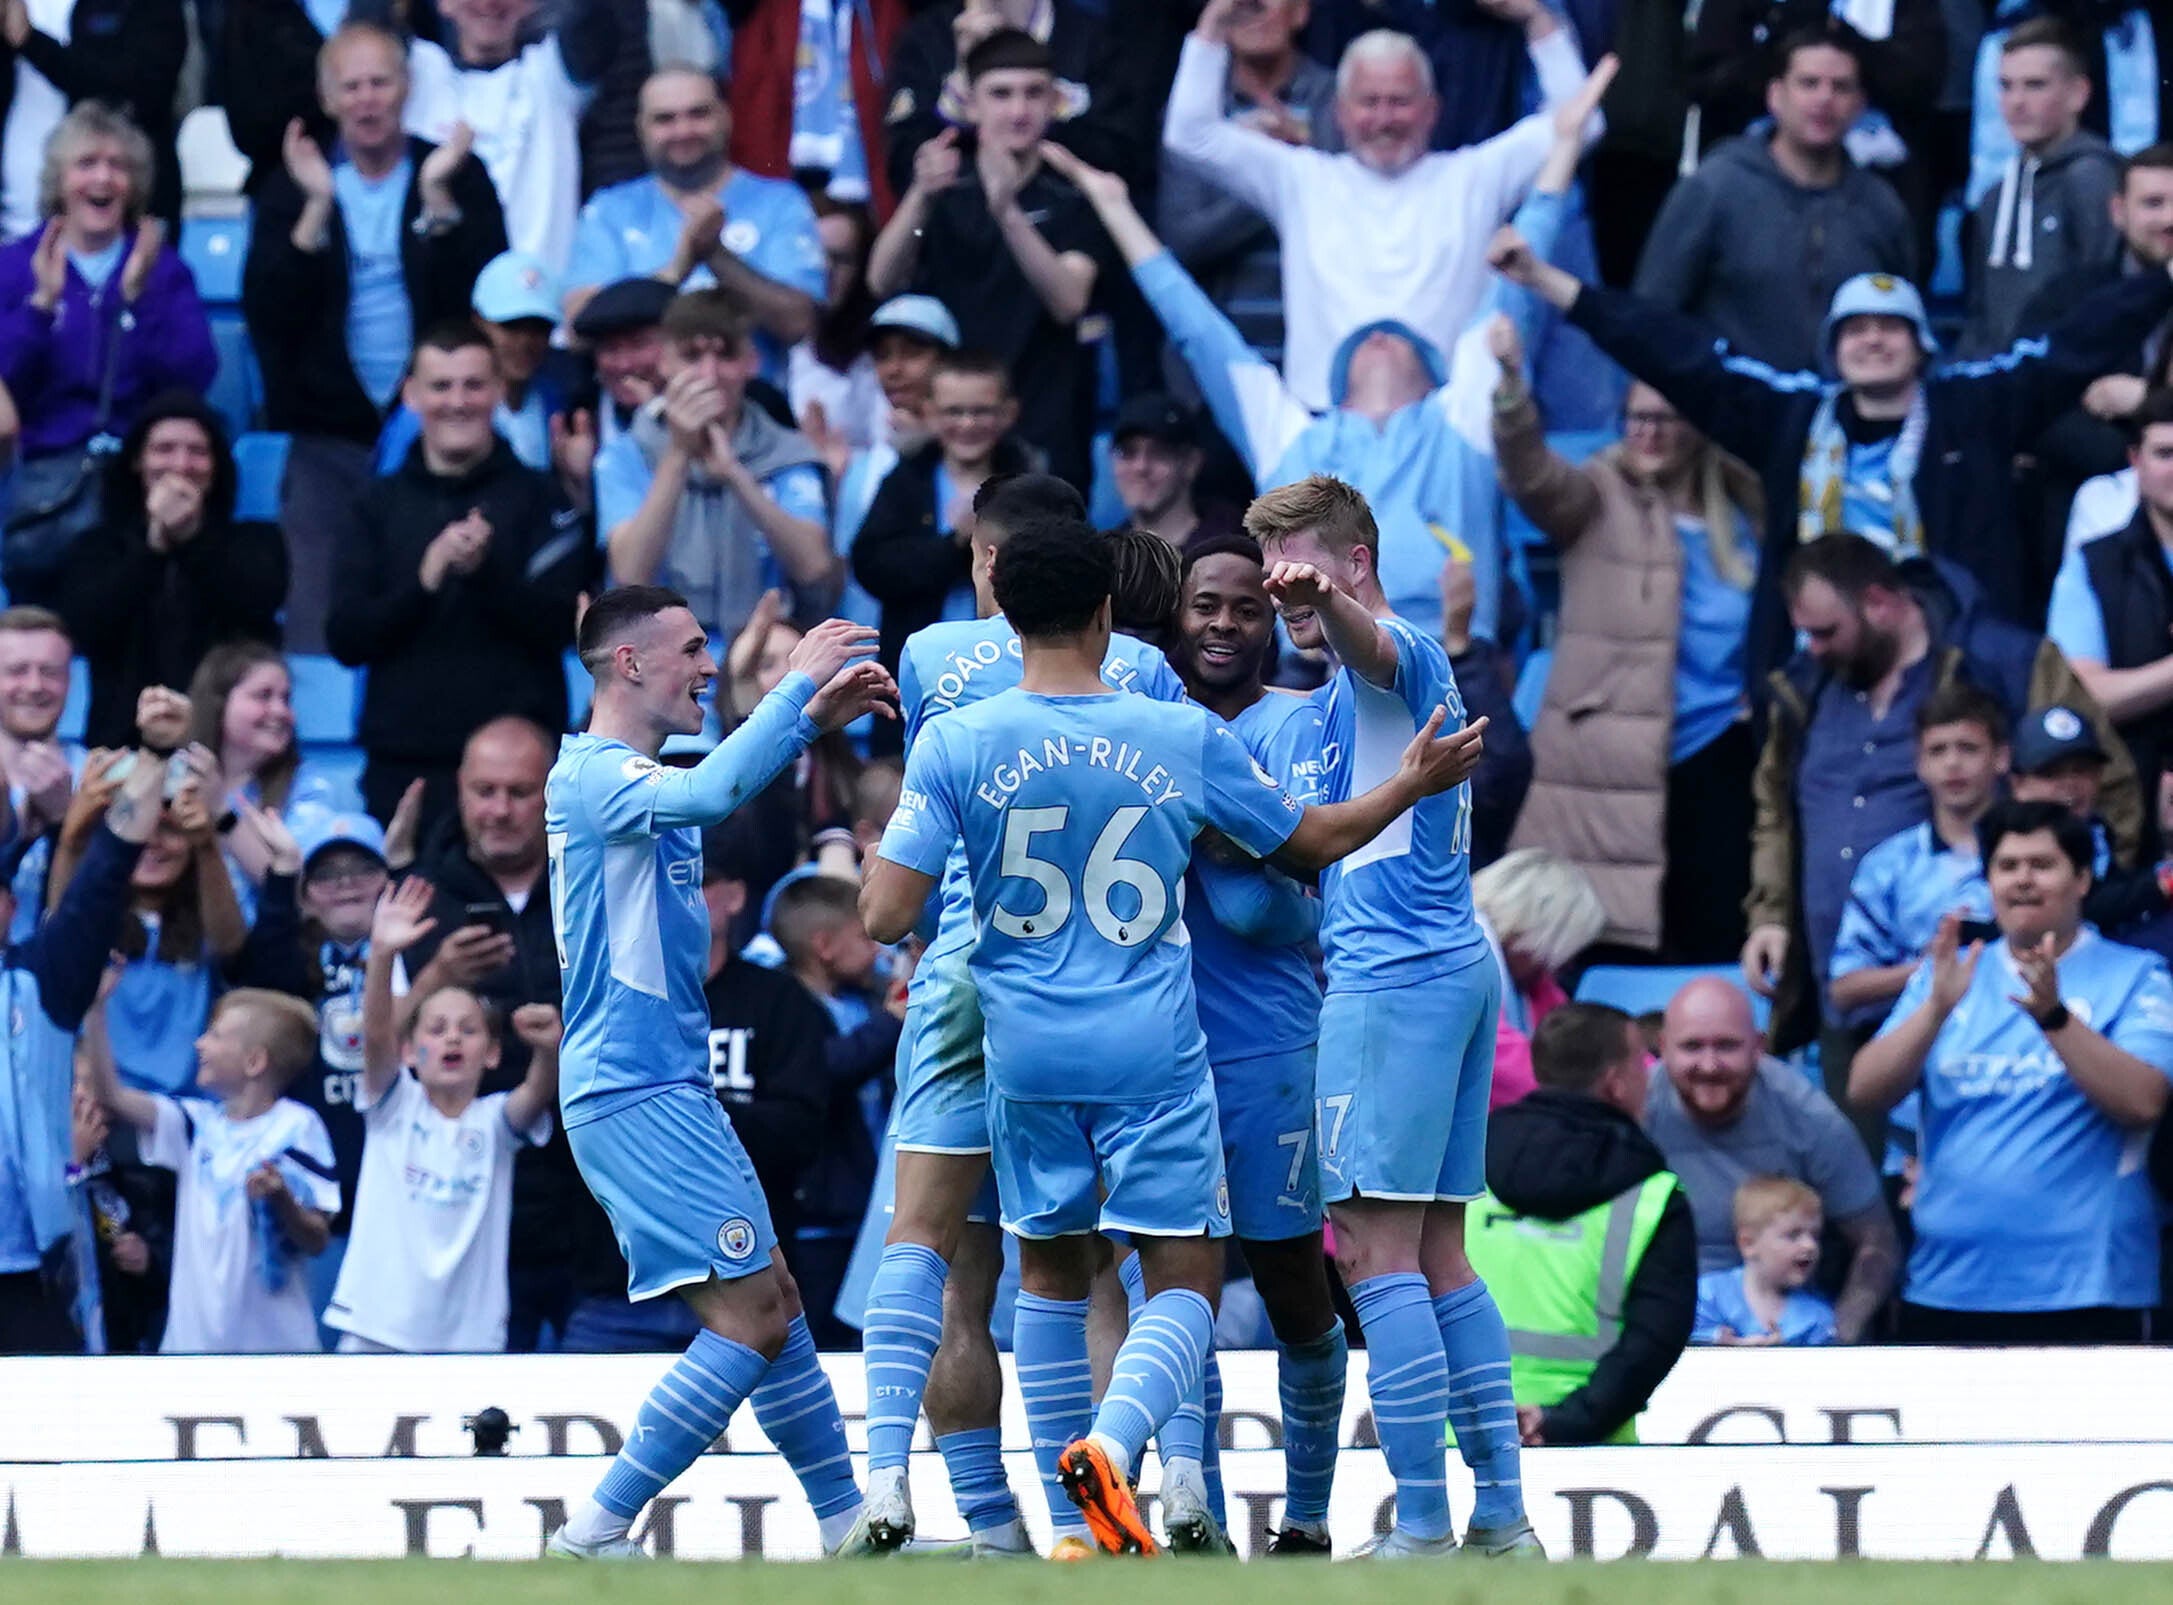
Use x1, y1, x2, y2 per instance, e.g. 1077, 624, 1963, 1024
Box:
2, 0, 2173, 1370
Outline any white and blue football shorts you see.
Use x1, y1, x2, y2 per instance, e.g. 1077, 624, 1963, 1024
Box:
988, 1071, 1234, 1241
566, 1082, 779, 1299
1316, 955, 1499, 1204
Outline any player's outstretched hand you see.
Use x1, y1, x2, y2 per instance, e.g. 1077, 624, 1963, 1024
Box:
787, 617, 879, 694
1262, 560, 1333, 612
1398, 706, 1487, 798
808, 659, 901, 733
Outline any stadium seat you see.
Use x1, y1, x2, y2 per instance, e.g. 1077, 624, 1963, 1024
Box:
55, 657, 89, 744
564, 649, 592, 727
288, 654, 361, 745
1512, 646, 1550, 731
1575, 963, 1770, 1030
206, 315, 262, 441
232, 432, 289, 523
179, 214, 250, 305
293, 745, 367, 815
177, 107, 249, 213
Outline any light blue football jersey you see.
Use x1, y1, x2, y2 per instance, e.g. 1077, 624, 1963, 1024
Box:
1312, 615, 1488, 992
546, 676, 821, 1125
879, 688, 1304, 1105
896, 617, 1187, 988
1877, 929, 2173, 1311
1184, 691, 1327, 1063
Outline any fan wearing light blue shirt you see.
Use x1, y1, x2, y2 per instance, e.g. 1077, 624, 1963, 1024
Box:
565, 66, 827, 382
541, 586, 895, 1560
1829, 683, 2008, 1029
860, 512, 1486, 1556
1254, 474, 1529, 1557
1691, 1175, 1837, 1347
1850, 800, 2173, 1344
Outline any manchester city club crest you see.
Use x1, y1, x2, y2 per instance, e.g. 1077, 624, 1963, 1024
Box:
717, 1217, 757, 1261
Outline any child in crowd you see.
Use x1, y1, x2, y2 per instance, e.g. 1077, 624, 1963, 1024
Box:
1828, 685, 2008, 1025
83, 984, 338, 1354
772, 873, 900, 1346
324, 878, 558, 1354
1694, 1176, 1837, 1347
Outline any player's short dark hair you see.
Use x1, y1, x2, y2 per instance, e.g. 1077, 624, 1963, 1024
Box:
771, 874, 863, 965
2001, 16, 2088, 78
1770, 21, 1864, 84
579, 585, 691, 676
1914, 682, 2008, 745
993, 514, 1110, 639
1978, 798, 2095, 875
1529, 1002, 1639, 1094
1107, 526, 1183, 647
1781, 532, 1905, 604
965, 26, 1054, 81
974, 473, 1085, 545
1181, 532, 1265, 577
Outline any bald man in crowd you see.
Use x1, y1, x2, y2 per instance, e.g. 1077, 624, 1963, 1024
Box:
1642, 977, 1898, 1342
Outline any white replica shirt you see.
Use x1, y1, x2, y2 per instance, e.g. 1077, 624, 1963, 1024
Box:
147, 1097, 340, 1354
404, 33, 594, 275
0, 0, 72, 240
325, 1072, 550, 1353
1161, 29, 1588, 411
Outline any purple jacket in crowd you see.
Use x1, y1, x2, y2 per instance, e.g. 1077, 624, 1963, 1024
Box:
0, 225, 217, 461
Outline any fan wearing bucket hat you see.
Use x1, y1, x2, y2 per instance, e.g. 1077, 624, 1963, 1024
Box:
1490, 205, 2173, 680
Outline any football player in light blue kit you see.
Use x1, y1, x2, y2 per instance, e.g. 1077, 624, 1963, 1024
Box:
1256, 474, 1537, 1557
845, 477, 1187, 1558
1151, 532, 1348, 1555
544, 586, 897, 1559
861, 515, 1487, 1556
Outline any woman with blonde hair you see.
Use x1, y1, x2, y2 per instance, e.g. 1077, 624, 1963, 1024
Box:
1490, 313, 1764, 962
0, 103, 215, 603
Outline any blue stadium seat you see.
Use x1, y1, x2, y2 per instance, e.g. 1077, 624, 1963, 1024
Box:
288, 653, 361, 745
293, 745, 366, 815
232, 431, 289, 523
1512, 646, 1550, 731
206, 314, 262, 441
564, 649, 592, 728
1574, 963, 1770, 1030
179, 214, 249, 305
55, 657, 89, 744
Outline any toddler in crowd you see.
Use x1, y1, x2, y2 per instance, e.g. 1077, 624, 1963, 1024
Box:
324, 877, 558, 1354
84, 984, 338, 1353
1694, 1176, 1837, 1347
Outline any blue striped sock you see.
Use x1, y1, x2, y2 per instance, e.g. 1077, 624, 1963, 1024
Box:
861, 1242, 948, 1471
1277, 1318, 1346, 1528
750, 1315, 859, 1520
1200, 1348, 1228, 1524
935, 1428, 1019, 1534
1115, 1254, 1210, 1470
1095, 1289, 1213, 1465
1435, 1279, 1524, 1530
1348, 1273, 1452, 1541
594, 1329, 769, 1519
1014, 1291, 1094, 1536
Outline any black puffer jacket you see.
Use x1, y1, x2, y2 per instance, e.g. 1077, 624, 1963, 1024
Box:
1483, 1087, 1698, 1445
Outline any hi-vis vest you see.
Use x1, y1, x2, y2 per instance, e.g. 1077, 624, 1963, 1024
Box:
1462, 1171, 1679, 1445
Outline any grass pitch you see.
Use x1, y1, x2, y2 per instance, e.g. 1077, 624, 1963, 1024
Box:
5, 1560, 2172, 1605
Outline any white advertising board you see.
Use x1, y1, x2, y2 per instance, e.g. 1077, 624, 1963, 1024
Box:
0, 1348, 2166, 1463
4, 1445, 2172, 1560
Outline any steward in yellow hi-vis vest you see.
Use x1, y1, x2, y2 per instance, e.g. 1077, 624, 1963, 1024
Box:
1459, 1005, 1697, 1447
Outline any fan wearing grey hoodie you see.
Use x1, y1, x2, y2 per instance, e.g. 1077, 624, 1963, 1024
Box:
1633, 29, 1915, 374
1960, 19, 2122, 358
